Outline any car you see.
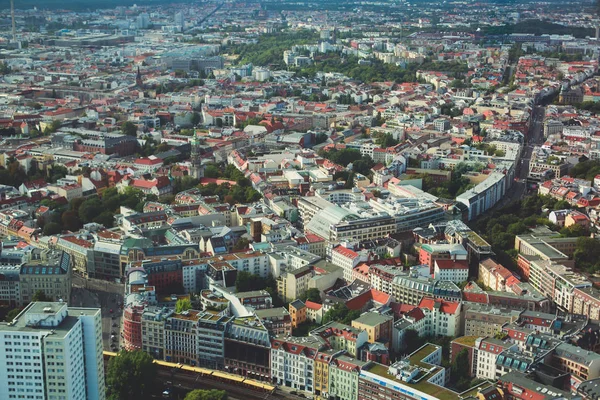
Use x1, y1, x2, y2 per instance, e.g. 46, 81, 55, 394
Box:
111, 335, 116, 340
112, 323, 118, 327
109, 309, 113, 313
111, 331, 116, 335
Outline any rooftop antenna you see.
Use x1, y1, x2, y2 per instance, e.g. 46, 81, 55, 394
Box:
10, 0, 16, 42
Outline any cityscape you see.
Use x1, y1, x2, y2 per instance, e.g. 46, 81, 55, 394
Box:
1, 0, 600, 399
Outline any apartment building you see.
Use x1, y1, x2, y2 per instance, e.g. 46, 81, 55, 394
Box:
418, 297, 462, 337
463, 304, 521, 337
255, 307, 292, 336
141, 307, 172, 359
528, 260, 591, 312
0, 302, 105, 400
572, 287, 600, 320
277, 265, 314, 303
331, 246, 364, 282
224, 315, 271, 380
196, 312, 231, 369
475, 337, 516, 380
457, 172, 509, 221
352, 312, 393, 348
328, 355, 368, 400
391, 274, 462, 306
418, 243, 468, 274
311, 322, 368, 358
19, 251, 72, 306
478, 258, 519, 291
164, 310, 201, 365
552, 343, 600, 386
368, 264, 405, 296
271, 336, 326, 394
433, 259, 469, 283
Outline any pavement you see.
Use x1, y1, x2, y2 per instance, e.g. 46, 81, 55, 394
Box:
71, 275, 124, 351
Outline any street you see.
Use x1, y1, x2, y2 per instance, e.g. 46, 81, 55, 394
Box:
71, 275, 124, 351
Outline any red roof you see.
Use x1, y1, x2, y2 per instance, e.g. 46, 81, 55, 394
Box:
345, 289, 390, 311
435, 259, 469, 270
305, 300, 322, 311
418, 296, 460, 314
333, 246, 359, 259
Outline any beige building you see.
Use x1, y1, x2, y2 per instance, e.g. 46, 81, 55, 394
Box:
277, 265, 314, 303
352, 312, 394, 348
463, 304, 521, 337
19, 250, 73, 305
141, 307, 172, 359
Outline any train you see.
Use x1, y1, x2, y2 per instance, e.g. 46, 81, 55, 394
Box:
103, 351, 276, 394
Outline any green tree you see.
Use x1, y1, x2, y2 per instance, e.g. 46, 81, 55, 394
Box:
235, 271, 266, 292
204, 164, 221, 178
300, 288, 321, 304
403, 329, 425, 354
191, 112, 201, 126
78, 198, 104, 224
175, 298, 192, 313
451, 349, 471, 391
6, 308, 21, 322
121, 121, 138, 137
61, 210, 82, 232
233, 238, 250, 251
43, 222, 62, 236
184, 389, 227, 400
322, 303, 361, 325
106, 350, 157, 400
32, 290, 51, 302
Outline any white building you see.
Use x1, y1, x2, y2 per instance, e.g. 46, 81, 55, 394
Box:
331, 246, 364, 282
270, 336, 324, 395
433, 259, 469, 283
0, 302, 105, 400
475, 337, 517, 380
418, 297, 461, 337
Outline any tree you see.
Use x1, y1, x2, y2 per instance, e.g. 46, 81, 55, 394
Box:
175, 298, 192, 313
32, 290, 51, 302
235, 271, 266, 292
322, 303, 360, 325
106, 350, 157, 400
121, 121, 138, 137
79, 198, 104, 224
191, 112, 201, 126
300, 288, 321, 304
184, 389, 227, 400
6, 308, 21, 322
61, 210, 82, 232
43, 222, 62, 236
204, 164, 221, 179
233, 238, 250, 251
402, 329, 425, 354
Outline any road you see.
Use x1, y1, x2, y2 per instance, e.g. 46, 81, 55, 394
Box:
496, 105, 546, 208
71, 275, 124, 351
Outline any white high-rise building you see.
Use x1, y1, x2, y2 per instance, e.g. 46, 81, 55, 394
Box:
174, 12, 185, 30
0, 302, 105, 400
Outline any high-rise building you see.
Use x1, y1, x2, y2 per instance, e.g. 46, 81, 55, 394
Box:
136, 13, 150, 29
0, 302, 105, 400
174, 12, 185, 30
